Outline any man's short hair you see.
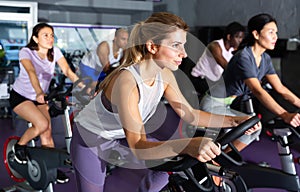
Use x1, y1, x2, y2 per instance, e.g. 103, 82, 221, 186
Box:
223, 22, 245, 39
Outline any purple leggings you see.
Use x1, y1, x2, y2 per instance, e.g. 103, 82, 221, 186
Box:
71, 124, 171, 192
70, 103, 181, 192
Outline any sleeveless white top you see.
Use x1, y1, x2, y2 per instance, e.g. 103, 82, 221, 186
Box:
74, 64, 164, 140
80, 40, 123, 72
191, 39, 234, 81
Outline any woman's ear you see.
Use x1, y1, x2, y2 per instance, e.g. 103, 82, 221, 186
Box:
252, 30, 259, 40
33, 36, 38, 44
146, 40, 157, 54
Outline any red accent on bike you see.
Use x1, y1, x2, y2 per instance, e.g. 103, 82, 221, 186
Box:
3, 136, 25, 182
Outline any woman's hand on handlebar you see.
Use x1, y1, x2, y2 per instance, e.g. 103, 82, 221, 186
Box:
36, 92, 46, 104
281, 112, 300, 128
234, 116, 262, 135
187, 137, 221, 163
244, 121, 261, 135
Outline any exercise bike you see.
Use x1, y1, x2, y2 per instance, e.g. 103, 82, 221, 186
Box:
146, 115, 261, 192
148, 108, 300, 192
223, 96, 300, 191
2, 79, 88, 192
223, 117, 300, 192
153, 97, 300, 191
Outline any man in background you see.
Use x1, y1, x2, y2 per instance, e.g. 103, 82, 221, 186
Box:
78, 28, 129, 93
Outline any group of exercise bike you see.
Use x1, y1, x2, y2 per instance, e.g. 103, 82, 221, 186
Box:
2, 11, 300, 192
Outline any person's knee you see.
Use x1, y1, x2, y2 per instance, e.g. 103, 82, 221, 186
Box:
34, 118, 51, 134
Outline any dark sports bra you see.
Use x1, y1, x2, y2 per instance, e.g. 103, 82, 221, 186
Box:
101, 91, 117, 113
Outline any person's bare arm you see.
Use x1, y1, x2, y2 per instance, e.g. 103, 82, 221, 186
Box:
245, 76, 300, 127
21, 59, 45, 103
57, 56, 79, 82
208, 42, 229, 69
97, 41, 110, 73
57, 56, 87, 89
162, 68, 248, 128
111, 70, 220, 162
266, 74, 300, 108
264, 74, 300, 126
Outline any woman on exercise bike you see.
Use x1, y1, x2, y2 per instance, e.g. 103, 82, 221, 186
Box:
9, 22, 83, 184
71, 12, 260, 192
201, 13, 300, 152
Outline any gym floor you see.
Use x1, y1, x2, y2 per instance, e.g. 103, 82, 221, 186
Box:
0, 115, 299, 192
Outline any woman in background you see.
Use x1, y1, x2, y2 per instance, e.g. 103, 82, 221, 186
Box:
10, 22, 83, 183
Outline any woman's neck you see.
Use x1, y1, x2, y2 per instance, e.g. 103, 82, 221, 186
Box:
251, 44, 265, 57
138, 59, 161, 86
37, 47, 48, 59
251, 45, 265, 67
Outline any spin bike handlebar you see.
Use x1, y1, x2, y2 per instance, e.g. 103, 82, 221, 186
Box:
44, 78, 91, 117
45, 77, 88, 101
145, 116, 260, 192
267, 117, 300, 140
70, 77, 94, 106
216, 116, 260, 146
146, 115, 260, 171
214, 115, 261, 167
44, 81, 74, 118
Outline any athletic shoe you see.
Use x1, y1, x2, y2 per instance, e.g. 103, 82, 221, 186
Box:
12, 143, 28, 164
56, 169, 69, 184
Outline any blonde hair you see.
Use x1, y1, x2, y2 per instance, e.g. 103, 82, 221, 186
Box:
99, 12, 189, 91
